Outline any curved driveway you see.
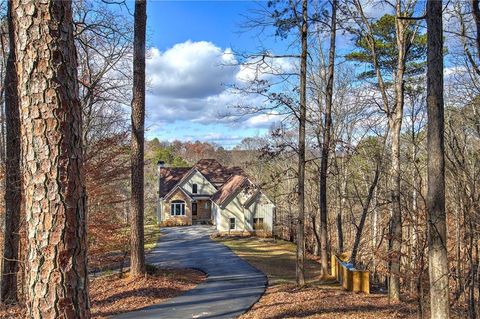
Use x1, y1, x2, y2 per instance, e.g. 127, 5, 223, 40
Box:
115, 226, 267, 319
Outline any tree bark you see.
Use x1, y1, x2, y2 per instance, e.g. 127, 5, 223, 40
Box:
130, 0, 147, 277
388, 4, 408, 301
319, 0, 337, 278
426, 1, 450, 318
1, 0, 21, 304
296, 0, 308, 287
12, 0, 90, 317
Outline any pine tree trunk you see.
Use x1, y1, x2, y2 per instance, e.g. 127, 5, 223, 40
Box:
130, 0, 147, 277
12, 0, 90, 317
389, 118, 402, 302
296, 0, 308, 287
319, 0, 336, 277
426, 1, 450, 317
0, 1, 21, 304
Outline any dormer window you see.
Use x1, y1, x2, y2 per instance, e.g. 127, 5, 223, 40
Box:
192, 184, 198, 194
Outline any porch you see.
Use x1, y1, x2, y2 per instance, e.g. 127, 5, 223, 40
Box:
191, 198, 213, 225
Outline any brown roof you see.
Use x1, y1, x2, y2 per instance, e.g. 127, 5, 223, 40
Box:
160, 159, 250, 203
194, 159, 231, 185
211, 174, 248, 206
160, 167, 190, 197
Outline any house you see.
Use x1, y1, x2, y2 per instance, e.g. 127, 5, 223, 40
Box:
158, 159, 275, 234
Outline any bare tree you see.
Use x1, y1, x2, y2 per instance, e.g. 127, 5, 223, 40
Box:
318, 0, 337, 277
130, 0, 147, 277
12, 0, 90, 317
426, 1, 450, 318
295, 0, 308, 287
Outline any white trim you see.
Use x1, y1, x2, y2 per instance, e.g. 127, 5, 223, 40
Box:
164, 167, 218, 200
171, 200, 186, 216
181, 168, 218, 191
164, 185, 193, 201
229, 217, 236, 230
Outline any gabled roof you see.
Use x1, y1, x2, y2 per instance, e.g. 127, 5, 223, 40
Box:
162, 167, 217, 200
211, 174, 248, 207
194, 159, 233, 186
164, 185, 193, 201
160, 167, 190, 197
160, 159, 265, 208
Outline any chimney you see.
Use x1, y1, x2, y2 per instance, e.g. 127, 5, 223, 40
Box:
157, 160, 165, 197
157, 160, 166, 224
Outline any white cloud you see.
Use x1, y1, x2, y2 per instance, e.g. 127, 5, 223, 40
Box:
147, 41, 238, 99
244, 113, 283, 128
236, 55, 295, 83
145, 40, 287, 129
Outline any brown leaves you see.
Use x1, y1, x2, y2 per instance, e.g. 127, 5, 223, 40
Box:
90, 268, 205, 318
0, 268, 205, 319
241, 285, 418, 319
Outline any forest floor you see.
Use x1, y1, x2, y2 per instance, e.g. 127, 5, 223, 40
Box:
218, 237, 458, 319
0, 267, 205, 319
89, 223, 163, 274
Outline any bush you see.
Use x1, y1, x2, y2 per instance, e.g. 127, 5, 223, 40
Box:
160, 218, 191, 227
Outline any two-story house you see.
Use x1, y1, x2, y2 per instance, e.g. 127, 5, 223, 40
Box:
158, 159, 275, 234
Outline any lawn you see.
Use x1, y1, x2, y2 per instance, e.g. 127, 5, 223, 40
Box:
219, 237, 324, 285
217, 237, 455, 319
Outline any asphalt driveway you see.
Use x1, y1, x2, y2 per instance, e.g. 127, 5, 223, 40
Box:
114, 226, 267, 319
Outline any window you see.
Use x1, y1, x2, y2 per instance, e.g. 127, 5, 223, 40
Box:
192, 184, 198, 194
171, 200, 185, 216
192, 202, 197, 215
253, 218, 264, 230
204, 201, 209, 209
229, 217, 236, 230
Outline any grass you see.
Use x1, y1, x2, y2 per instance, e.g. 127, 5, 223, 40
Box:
218, 237, 327, 285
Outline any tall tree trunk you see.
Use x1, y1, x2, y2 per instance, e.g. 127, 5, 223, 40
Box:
0, 0, 21, 304
319, 0, 337, 277
12, 0, 90, 317
371, 187, 378, 280
337, 155, 347, 253
388, 117, 402, 302
296, 0, 308, 287
426, 1, 450, 318
130, 0, 147, 277
388, 6, 407, 301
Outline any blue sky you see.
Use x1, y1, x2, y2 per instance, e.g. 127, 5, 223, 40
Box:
137, 1, 423, 149
141, 1, 291, 149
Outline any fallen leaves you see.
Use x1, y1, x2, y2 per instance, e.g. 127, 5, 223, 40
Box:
90, 268, 205, 318
240, 284, 418, 319
0, 268, 205, 319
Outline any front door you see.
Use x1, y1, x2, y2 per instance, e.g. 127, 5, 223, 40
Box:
192, 202, 198, 220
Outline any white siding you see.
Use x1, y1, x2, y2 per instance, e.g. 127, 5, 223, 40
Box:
181, 170, 217, 195
217, 190, 274, 233
247, 193, 274, 231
